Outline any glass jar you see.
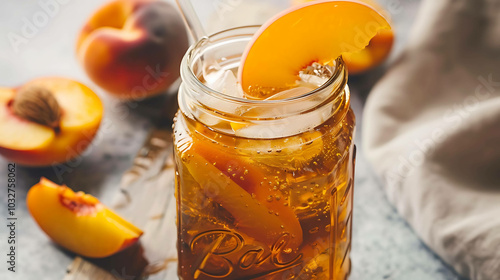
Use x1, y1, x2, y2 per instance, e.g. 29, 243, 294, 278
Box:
173, 26, 356, 280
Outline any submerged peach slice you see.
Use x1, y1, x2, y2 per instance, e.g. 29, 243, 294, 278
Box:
27, 178, 143, 258
239, 0, 391, 97
185, 142, 303, 251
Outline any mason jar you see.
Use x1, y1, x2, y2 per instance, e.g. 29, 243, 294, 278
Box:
173, 26, 356, 280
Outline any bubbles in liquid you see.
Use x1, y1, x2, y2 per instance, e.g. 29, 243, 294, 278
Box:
325, 225, 331, 232
309, 227, 319, 234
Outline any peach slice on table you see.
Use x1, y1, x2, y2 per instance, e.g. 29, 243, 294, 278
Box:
184, 141, 303, 251
0, 78, 103, 166
239, 0, 392, 98
290, 0, 395, 75
27, 178, 143, 258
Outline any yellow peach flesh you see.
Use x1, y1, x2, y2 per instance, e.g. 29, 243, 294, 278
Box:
239, 0, 392, 97
0, 88, 54, 150
291, 0, 395, 74
27, 178, 143, 258
0, 78, 103, 166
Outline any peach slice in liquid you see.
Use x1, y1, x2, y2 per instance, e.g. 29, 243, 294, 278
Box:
184, 143, 303, 251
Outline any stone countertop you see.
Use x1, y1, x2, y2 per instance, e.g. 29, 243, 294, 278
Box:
0, 0, 465, 279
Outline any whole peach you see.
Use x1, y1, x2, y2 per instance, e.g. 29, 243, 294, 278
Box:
77, 0, 189, 100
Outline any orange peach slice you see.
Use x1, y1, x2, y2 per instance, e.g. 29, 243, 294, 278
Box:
0, 78, 103, 166
342, 27, 394, 74
239, 0, 392, 97
291, 0, 394, 75
185, 142, 303, 251
27, 178, 143, 258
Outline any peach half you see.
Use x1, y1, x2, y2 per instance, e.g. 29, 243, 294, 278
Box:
0, 78, 103, 166
291, 0, 395, 75
27, 178, 143, 258
76, 0, 189, 100
239, 0, 392, 98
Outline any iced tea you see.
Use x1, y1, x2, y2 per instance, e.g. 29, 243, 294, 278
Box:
174, 27, 355, 280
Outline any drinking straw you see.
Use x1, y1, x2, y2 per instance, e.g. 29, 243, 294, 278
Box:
175, 0, 207, 41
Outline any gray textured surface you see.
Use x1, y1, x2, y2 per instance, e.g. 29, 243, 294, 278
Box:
0, 0, 465, 279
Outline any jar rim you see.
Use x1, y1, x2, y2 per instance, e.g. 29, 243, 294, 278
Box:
181, 25, 348, 106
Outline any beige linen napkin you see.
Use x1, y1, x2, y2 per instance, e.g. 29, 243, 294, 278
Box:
363, 0, 500, 279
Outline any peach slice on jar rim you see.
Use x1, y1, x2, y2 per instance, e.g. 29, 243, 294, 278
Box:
290, 0, 395, 75
27, 178, 143, 258
238, 0, 392, 98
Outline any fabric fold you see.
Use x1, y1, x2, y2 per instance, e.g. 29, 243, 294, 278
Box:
363, 0, 500, 279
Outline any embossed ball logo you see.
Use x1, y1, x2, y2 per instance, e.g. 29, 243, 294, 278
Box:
189, 230, 303, 279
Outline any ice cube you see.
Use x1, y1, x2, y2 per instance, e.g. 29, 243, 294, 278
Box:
197, 70, 245, 128
265, 86, 313, 100
235, 86, 315, 119
234, 130, 324, 171
297, 74, 329, 88
205, 70, 245, 99
233, 86, 329, 138
297, 62, 334, 88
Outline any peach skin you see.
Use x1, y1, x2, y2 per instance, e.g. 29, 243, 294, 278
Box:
76, 0, 189, 100
0, 77, 103, 167
27, 178, 143, 258
291, 0, 394, 75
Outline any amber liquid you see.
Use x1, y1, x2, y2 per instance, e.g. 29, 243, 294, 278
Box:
174, 108, 355, 280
